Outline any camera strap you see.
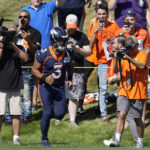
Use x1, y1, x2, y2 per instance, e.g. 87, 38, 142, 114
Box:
118, 58, 133, 91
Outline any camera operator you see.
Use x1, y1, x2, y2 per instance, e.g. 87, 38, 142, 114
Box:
104, 36, 148, 148
0, 25, 28, 144
5, 10, 41, 125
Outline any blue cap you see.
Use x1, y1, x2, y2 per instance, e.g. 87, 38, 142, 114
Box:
124, 9, 136, 17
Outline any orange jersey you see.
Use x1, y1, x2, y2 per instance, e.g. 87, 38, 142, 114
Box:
115, 27, 150, 50
107, 58, 116, 79
118, 51, 148, 99
87, 18, 119, 65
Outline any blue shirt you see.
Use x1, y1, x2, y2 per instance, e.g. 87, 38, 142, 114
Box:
21, 0, 57, 49
36, 46, 71, 88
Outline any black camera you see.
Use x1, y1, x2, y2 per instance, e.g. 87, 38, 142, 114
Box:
0, 26, 16, 46
124, 21, 130, 28
20, 19, 29, 32
116, 48, 128, 59
97, 19, 105, 30
0, 17, 16, 46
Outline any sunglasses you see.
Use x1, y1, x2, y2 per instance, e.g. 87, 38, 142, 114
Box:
19, 15, 29, 19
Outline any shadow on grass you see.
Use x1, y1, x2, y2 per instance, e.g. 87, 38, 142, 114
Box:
145, 100, 150, 128
76, 101, 117, 123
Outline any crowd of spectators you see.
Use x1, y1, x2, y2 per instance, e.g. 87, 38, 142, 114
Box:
0, 0, 150, 148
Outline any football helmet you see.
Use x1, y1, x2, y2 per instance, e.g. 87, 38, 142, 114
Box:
50, 27, 67, 51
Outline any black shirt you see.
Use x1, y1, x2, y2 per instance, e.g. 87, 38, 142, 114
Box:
66, 31, 89, 72
17, 25, 41, 67
0, 48, 23, 90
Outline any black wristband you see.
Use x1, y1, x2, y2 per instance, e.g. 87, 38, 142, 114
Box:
41, 75, 46, 82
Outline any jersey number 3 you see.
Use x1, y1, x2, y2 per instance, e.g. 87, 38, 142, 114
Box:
52, 64, 63, 79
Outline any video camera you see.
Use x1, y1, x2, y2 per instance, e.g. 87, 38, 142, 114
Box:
0, 17, 16, 46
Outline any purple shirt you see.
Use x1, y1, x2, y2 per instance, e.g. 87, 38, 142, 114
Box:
115, 0, 149, 29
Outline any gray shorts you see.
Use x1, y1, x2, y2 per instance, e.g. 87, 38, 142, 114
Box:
65, 72, 85, 100
117, 96, 145, 118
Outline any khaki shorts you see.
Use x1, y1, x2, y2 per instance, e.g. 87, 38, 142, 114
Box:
0, 90, 22, 115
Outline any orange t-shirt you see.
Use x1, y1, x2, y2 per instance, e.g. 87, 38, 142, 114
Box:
86, 18, 98, 65
115, 27, 150, 50
87, 18, 119, 65
118, 51, 148, 99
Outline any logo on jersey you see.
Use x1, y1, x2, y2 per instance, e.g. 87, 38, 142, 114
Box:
126, 78, 131, 86
41, 48, 47, 53
64, 57, 70, 63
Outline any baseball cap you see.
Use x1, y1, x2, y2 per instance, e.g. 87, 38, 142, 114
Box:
124, 9, 136, 17
66, 14, 78, 29
125, 36, 138, 49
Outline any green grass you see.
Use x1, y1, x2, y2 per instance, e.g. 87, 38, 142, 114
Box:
1, 101, 150, 150
1, 0, 150, 150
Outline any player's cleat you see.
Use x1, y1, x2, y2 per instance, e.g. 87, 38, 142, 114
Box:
41, 139, 50, 147
103, 138, 120, 147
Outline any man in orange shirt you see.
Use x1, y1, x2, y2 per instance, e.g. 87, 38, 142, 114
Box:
90, 2, 119, 121
104, 36, 148, 148
114, 8, 150, 143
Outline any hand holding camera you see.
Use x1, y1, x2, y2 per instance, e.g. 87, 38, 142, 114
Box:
114, 48, 129, 60
98, 19, 105, 30
121, 21, 131, 35
21, 30, 30, 41
94, 19, 105, 34
18, 19, 30, 41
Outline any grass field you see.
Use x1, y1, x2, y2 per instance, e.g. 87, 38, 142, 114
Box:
1, 0, 150, 150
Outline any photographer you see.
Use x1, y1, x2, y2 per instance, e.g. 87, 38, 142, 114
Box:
0, 25, 28, 144
104, 36, 148, 148
5, 10, 41, 125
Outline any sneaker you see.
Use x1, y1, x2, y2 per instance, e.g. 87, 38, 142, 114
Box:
133, 142, 144, 148
41, 139, 50, 147
70, 121, 78, 127
13, 137, 21, 145
103, 138, 120, 147
55, 119, 61, 126
77, 107, 85, 114
32, 105, 38, 112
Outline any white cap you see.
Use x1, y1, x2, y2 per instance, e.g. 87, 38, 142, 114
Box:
66, 14, 78, 29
